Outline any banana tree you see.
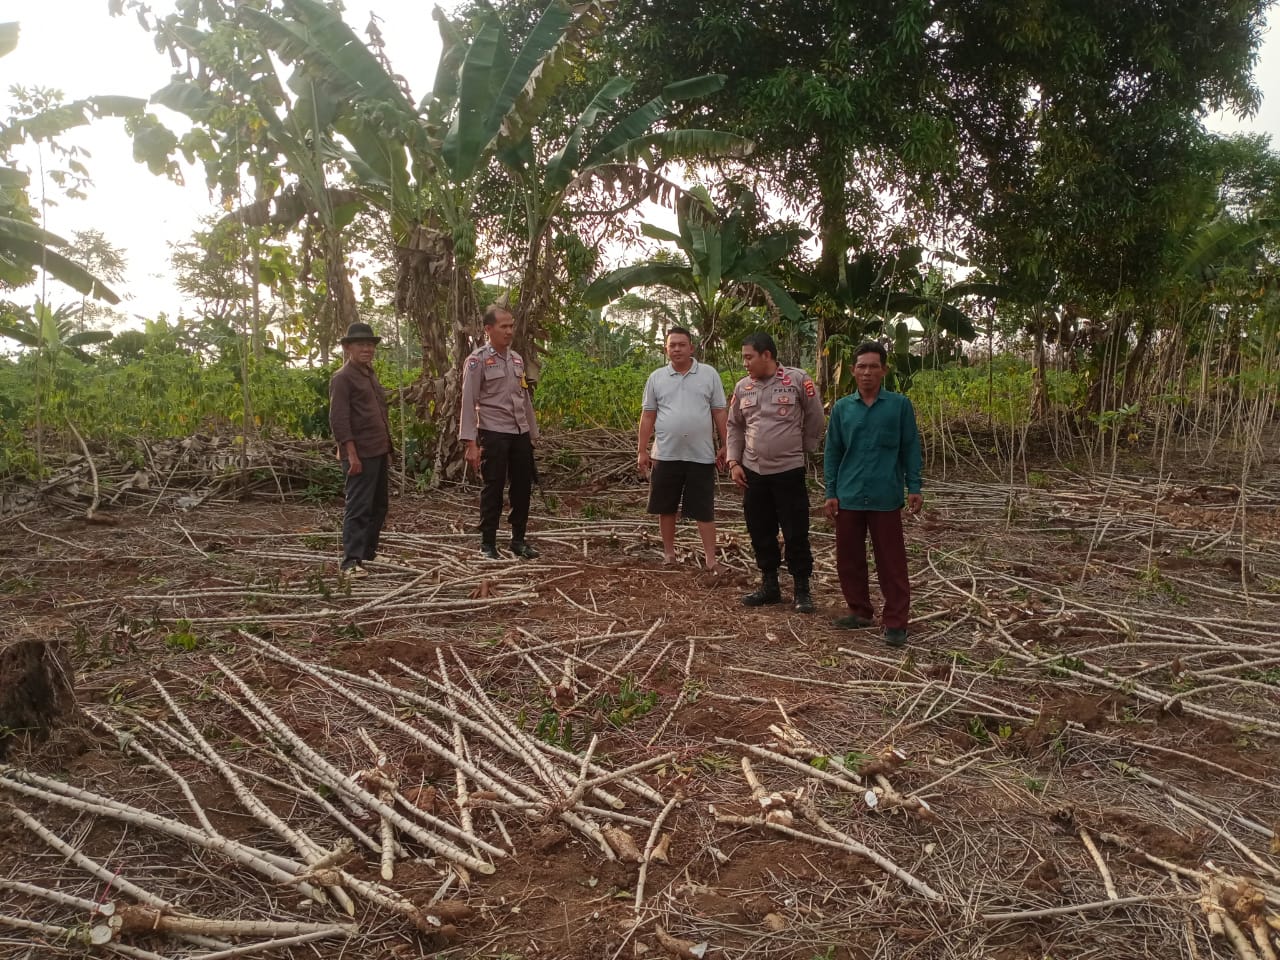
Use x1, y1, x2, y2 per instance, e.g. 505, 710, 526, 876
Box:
582, 185, 807, 357
496, 73, 753, 379
0, 300, 112, 363
132, 3, 364, 361
788, 246, 994, 399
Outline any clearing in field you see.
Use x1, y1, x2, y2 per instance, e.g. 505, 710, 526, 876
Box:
1, 441, 1278, 960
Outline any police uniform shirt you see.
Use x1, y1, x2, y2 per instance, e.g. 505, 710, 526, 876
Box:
726, 365, 825, 474
459, 344, 539, 442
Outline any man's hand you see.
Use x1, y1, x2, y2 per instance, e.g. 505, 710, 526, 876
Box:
824, 497, 839, 520
637, 449, 652, 477
907, 493, 923, 515
347, 455, 363, 476
715, 447, 727, 470
730, 463, 748, 490
464, 440, 482, 472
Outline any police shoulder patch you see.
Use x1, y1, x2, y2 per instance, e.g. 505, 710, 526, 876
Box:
805, 380, 816, 397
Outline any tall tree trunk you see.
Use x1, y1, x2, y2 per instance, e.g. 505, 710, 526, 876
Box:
1086, 313, 1132, 415
813, 142, 848, 401
1031, 307, 1049, 419
1120, 312, 1157, 406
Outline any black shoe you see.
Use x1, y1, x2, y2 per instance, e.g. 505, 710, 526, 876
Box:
834, 614, 875, 629
793, 577, 814, 614
884, 628, 909, 648
479, 543, 499, 560
742, 572, 782, 607
510, 541, 539, 560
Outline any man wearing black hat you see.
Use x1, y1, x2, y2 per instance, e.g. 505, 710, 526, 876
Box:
329, 322, 393, 578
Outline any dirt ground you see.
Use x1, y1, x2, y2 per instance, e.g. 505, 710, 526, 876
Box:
1, 446, 1278, 960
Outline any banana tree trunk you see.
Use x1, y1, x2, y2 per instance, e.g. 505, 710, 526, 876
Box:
396, 222, 480, 485
512, 230, 552, 386
324, 229, 359, 353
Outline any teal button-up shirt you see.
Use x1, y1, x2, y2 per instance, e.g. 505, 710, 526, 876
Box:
823, 388, 923, 511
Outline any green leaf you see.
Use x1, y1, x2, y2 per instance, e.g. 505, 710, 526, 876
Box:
151, 80, 217, 118
424, 5, 467, 126
660, 74, 727, 100
593, 130, 754, 167
639, 222, 683, 245
441, 13, 503, 179
742, 273, 803, 321
485, 0, 575, 147
582, 262, 697, 307
543, 75, 634, 192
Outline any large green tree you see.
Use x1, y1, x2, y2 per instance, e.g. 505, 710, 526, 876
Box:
604, 0, 1268, 400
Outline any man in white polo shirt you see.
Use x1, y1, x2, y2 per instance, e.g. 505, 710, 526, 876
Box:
636, 327, 728, 573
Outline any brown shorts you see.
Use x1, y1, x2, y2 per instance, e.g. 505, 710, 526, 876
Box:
647, 459, 715, 522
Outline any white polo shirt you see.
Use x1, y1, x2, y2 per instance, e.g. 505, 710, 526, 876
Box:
641, 360, 726, 464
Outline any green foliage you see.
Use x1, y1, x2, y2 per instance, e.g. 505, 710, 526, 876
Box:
596, 675, 659, 729
910, 359, 1086, 427
534, 349, 653, 430
0, 314, 442, 482
583, 185, 807, 354
164, 619, 200, 652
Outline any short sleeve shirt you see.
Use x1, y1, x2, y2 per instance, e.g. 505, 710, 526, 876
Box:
641, 360, 726, 464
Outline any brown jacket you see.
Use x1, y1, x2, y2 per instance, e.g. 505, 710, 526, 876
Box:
329, 361, 392, 459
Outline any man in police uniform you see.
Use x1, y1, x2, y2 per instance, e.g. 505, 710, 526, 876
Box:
459, 305, 540, 560
726, 332, 826, 612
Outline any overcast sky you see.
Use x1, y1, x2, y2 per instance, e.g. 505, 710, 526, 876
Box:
4, 2, 1279, 323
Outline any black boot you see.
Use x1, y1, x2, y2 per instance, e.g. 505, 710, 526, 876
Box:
742, 571, 782, 607
793, 577, 814, 614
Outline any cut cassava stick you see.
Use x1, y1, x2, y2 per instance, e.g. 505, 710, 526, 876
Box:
0, 877, 114, 916
981, 893, 1182, 922
150, 677, 358, 914
238, 631, 532, 808
714, 805, 942, 901
1079, 827, 1120, 900
106, 906, 356, 940
210, 655, 498, 875
0, 766, 323, 902
357, 726, 399, 882
634, 795, 681, 910
8, 807, 231, 951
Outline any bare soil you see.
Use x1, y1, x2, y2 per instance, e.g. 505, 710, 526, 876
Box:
1, 449, 1278, 960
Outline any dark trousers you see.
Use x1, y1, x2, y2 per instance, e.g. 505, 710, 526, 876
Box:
479, 429, 533, 545
743, 466, 813, 579
835, 508, 910, 628
341, 454, 389, 569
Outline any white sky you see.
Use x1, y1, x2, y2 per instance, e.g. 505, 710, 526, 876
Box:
3, 1, 1278, 323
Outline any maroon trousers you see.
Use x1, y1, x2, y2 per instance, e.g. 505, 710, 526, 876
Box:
835, 509, 910, 629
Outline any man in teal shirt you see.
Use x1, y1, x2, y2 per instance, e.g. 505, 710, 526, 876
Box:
823, 342, 923, 646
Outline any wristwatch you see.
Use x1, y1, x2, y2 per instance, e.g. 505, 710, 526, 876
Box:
727, 460, 740, 469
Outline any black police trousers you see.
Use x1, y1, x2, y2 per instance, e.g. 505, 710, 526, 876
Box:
341, 453, 389, 569
479, 429, 533, 545
742, 465, 813, 578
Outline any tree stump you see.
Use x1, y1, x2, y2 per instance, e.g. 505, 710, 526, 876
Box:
0, 639, 76, 761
